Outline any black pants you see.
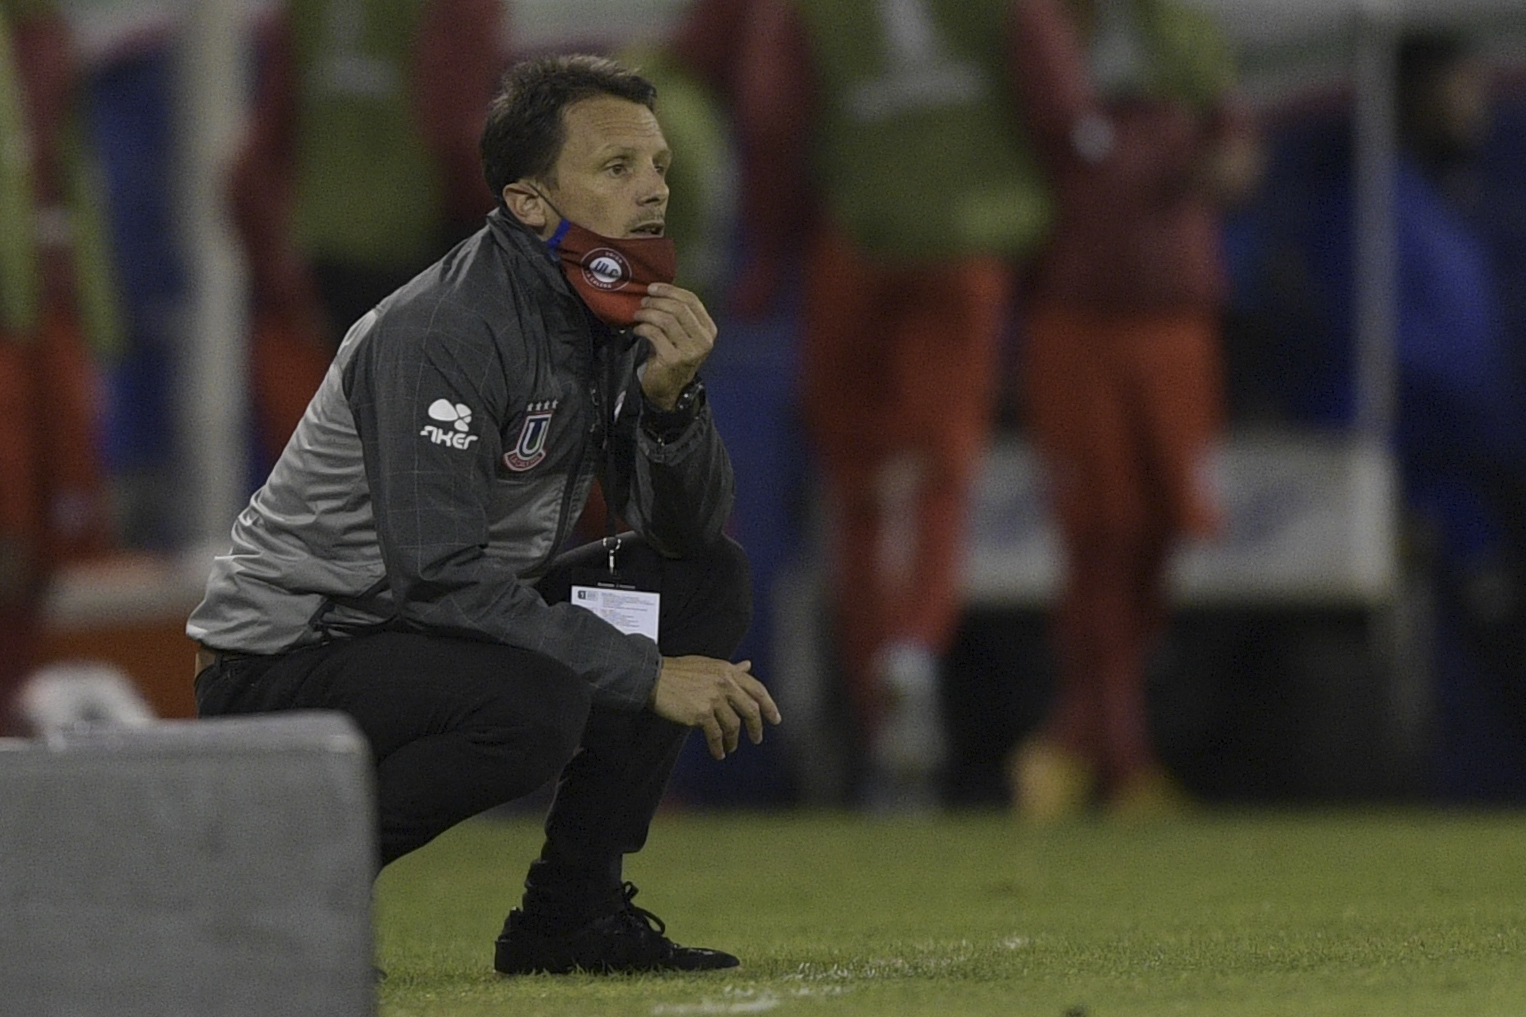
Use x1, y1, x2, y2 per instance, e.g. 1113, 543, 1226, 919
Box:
195, 536, 751, 904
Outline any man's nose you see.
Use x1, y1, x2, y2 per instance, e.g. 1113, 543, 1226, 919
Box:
640, 168, 669, 205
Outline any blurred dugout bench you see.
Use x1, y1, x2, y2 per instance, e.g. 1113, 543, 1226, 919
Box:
37, 551, 209, 719
963, 430, 1397, 609
771, 430, 1425, 806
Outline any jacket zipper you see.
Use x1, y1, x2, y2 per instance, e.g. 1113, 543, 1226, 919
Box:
538, 315, 611, 568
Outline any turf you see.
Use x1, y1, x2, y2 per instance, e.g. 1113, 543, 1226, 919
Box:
375, 809, 1526, 1016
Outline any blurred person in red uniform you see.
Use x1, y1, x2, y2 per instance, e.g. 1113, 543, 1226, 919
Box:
1008, 0, 1259, 821
0, 0, 119, 731
230, 0, 506, 462
669, 0, 1054, 807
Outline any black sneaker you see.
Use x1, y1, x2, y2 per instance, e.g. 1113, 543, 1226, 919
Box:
494, 882, 740, 975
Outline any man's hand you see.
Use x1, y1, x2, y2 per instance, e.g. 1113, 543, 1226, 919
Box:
649, 655, 781, 759
633, 283, 716, 409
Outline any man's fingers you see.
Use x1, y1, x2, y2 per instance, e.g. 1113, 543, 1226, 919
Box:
725, 679, 766, 745
717, 696, 742, 754
648, 295, 708, 341
647, 281, 714, 327
633, 286, 716, 410
633, 305, 711, 366
651, 655, 779, 757
636, 294, 700, 332
734, 667, 782, 725
717, 664, 778, 747
633, 321, 680, 362
701, 715, 726, 760
636, 287, 715, 352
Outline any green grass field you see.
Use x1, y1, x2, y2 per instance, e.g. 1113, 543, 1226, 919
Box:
375, 809, 1526, 1016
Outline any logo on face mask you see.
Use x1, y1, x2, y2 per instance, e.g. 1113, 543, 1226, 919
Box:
546, 219, 676, 328
582, 250, 631, 291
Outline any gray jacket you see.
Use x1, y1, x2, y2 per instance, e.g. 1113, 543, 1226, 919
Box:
187, 210, 736, 710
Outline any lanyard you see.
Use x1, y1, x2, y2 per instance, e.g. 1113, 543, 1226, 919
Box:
594, 319, 632, 575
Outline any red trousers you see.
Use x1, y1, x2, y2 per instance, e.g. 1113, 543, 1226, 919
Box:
249, 306, 333, 465
1022, 303, 1223, 782
802, 229, 1012, 729
0, 306, 111, 729
0, 335, 43, 732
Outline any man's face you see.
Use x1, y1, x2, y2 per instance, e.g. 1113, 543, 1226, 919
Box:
534, 95, 671, 239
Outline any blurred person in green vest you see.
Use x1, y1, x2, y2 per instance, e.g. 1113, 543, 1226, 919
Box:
229, 0, 506, 462
1008, 0, 1258, 822
615, 46, 731, 313
0, 0, 121, 731
670, 0, 1053, 809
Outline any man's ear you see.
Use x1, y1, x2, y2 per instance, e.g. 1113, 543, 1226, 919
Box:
503, 181, 552, 235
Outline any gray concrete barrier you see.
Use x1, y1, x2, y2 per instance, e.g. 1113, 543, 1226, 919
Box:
0, 712, 376, 1017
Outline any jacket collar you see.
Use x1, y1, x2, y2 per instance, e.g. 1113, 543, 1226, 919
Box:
486, 207, 630, 351
488, 207, 564, 276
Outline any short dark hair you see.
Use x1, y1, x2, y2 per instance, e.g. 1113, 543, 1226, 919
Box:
480, 54, 658, 202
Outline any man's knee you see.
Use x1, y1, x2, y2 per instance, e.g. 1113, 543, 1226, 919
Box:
687, 536, 753, 644
702, 535, 752, 609
625, 535, 754, 659
474, 674, 591, 790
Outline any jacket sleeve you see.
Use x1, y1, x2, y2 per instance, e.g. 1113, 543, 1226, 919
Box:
344, 304, 662, 712
605, 359, 736, 559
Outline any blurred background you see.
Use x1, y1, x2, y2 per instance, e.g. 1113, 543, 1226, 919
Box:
5, 0, 1526, 812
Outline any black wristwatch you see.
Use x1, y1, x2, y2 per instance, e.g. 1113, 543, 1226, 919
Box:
641, 376, 706, 444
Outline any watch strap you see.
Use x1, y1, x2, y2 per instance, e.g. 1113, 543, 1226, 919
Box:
641, 376, 705, 444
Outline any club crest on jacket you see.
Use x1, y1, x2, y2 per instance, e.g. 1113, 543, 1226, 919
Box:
504, 400, 558, 471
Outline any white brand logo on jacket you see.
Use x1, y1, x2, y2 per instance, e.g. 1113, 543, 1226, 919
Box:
504, 400, 558, 471
420, 399, 479, 450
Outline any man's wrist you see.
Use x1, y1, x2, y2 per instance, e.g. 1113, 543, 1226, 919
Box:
641, 376, 705, 444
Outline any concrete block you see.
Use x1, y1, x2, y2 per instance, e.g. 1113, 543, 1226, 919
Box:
0, 712, 376, 1017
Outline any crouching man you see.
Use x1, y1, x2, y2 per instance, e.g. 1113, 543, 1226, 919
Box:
188, 54, 779, 974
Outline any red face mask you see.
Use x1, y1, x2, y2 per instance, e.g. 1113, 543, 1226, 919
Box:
546, 218, 677, 328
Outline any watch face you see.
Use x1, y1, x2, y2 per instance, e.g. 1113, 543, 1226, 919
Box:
674, 378, 704, 412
